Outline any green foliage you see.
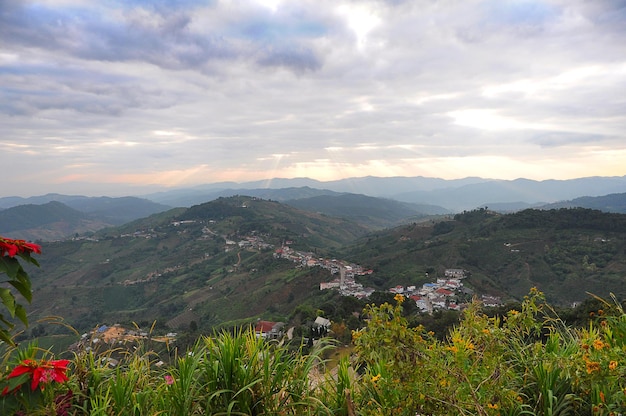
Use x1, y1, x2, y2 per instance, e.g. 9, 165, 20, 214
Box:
4, 290, 626, 414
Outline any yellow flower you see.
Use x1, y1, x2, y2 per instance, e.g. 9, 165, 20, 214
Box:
593, 339, 606, 350
371, 374, 381, 383
482, 329, 490, 335
487, 403, 499, 409
394, 293, 405, 304
466, 342, 475, 350
586, 361, 601, 374
609, 360, 618, 371
509, 310, 519, 315
445, 345, 458, 353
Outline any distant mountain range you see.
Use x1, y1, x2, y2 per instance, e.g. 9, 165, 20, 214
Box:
142, 175, 626, 211
2, 176, 626, 240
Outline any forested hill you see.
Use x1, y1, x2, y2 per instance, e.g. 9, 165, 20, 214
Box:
23, 196, 369, 339
341, 208, 626, 306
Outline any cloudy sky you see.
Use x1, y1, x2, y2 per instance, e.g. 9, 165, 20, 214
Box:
1, 0, 625, 197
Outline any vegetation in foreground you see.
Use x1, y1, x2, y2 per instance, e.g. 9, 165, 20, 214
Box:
0, 289, 625, 415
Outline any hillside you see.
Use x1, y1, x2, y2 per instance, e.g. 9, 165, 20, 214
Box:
340, 208, 626, 306
24, 196, 368, 337
0, 195, 172, 240
0, 201, 112, 241
539, 192, 626, 213
285, 193, 449, 229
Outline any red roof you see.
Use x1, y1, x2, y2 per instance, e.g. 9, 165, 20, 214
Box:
435, 288, 453, 296
255, 321, 276, 333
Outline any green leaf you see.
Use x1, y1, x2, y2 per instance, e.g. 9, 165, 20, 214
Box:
8, 279, 32, 303
0, 256, 20, 279
0, 288, 16, 317
0, 327, 15, 346
14, 304, 28, 326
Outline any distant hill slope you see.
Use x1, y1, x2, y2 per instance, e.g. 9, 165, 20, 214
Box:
0, 195, 171, 241
539, 193, 626, 213
0, 194, 171, 223
143, 186, 344, 207
393, 177, 626, 211
285, 193, 449, 230
341, 208, 626, 306
0, 201, 111, 241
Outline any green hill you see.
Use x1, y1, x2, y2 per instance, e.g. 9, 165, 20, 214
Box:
340, 208, 626, 305
285, 193, 449, 229
24, 196, 368, 337
539, 192, 626, 213
0, 201, 112, 241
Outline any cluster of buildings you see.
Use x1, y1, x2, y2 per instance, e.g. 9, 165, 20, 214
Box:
388, 269, 502, 312
274, 245, 376, 298
225, 234, 274, 252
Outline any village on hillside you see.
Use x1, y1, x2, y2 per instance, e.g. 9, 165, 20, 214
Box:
274, 245, 503, 313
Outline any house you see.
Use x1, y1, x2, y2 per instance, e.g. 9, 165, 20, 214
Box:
481, 295, 502, 307
254, 321, 285, 340
389, 285, 405, 294
435, 288, 454, 297
314, 316, 331, 329
445, 269, 465, 279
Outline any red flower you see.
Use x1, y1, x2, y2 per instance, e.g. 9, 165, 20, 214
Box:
7, 359, 70, 391
0, 237, 41, 257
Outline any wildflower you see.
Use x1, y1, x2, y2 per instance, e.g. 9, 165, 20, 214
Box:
598, 309, 604, 316
0, 237, 41, 257
6, 359, 70, 391
593, 339, 606, 350
466, 342, 475, 350
445, 345, 458, 353
609, 361, 618, 371
164, 375, 174, 385
600, 391, 605, 403
509, 310, 519, 315
582, 343, 590, 351
586, 361, 601, 374
371, 374, 381, 383
394, 293, 405, 304
482, 329, 490, 335
487, 403, 499, 409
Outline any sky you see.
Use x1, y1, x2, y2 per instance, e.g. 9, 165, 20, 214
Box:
1, 0, 625, 197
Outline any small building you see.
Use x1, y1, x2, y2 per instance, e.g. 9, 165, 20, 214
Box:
254, 320, 285, 340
